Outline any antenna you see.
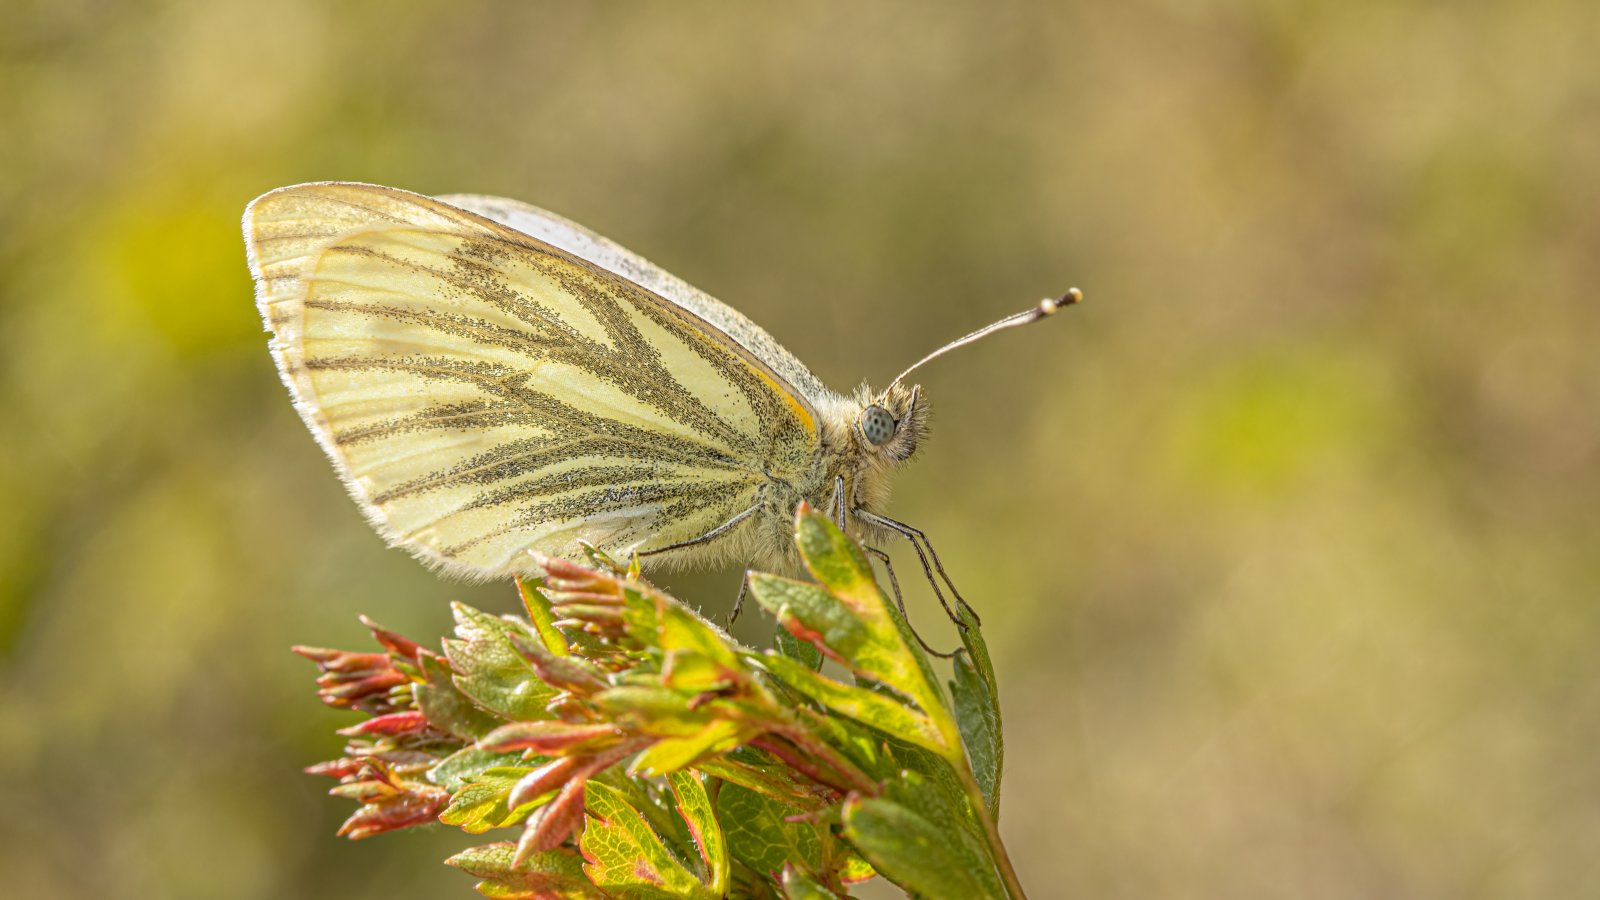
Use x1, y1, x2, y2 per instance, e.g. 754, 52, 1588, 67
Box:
886, 287, 1083, 392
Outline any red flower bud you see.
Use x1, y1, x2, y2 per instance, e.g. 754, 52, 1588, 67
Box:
338, 710, 430, 737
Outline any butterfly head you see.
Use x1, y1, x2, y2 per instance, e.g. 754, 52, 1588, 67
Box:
855, 382, 928, 465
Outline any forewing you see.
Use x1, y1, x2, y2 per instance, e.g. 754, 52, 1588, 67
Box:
440, 192, 834, 414
244, 182, 819, 579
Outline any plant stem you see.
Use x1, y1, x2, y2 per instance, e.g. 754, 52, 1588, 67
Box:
955, 762, 1028, 900
929, 689, 1025, 897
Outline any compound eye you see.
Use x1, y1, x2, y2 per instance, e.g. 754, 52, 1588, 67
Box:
861, 405, 897, 446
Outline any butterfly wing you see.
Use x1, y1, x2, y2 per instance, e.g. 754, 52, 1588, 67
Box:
439, 193, 836, 414
245, 182, 820, 579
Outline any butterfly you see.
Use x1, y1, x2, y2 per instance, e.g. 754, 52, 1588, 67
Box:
244, 182, 1078, 632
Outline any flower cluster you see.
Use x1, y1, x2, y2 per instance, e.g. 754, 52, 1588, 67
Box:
297, 505, 1019, 899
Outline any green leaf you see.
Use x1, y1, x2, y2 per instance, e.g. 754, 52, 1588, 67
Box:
668, 770, 728, 894
430, 746, 529, 792
516, 576, 570, 657
793, 507, 927, 671
882, 765, 986, 848
878, 738, 972, 830
616, 583, 664, 644
841, 778, 1004, 900
697, 752, 825, 810
630, 718, 748, 776
780, 864, 845, 900
657, 652, 738, 697
730, 862, 787, 900
951, 652, 1001, 816
590, 686, 766, 768
657, 602, 742, 676
591, 767, 694, 859
834, 847, 876, 886
718, 782, 822, 880
955, 601, 998, 708
415, 652, 502, 741
791, 709, 894, 783
591, 686, 706, 736
446, 842, 604, 899
792, 505, 878, 602
756, 508, 961, 764
792, 508, 943, 695
760, 653, 943, 753
954, 599, 1003, 815
439, 767, 541, 834
747, 573, 872, 667
446, 603, 558, 722
773, 621, 822, 671
581, 780, 716, 900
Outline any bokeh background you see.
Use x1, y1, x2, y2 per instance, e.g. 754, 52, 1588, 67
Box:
3, 2, 1598, 898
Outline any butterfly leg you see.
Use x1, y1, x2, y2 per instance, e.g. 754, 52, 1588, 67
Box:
865, 545, 957, 659
852, 509, 974, 629
726, 574, 751, 627
832, 476, 848, 530
635, 503, 761, 560
633, 503, 761, 628
862, 546, 905, 617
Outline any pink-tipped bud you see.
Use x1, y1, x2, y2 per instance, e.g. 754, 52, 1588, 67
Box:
304, 758, 368, 779
338, 710, 430, 737
507, 756, 583, 810
512, 779, 589, 863
319, 669, 410, 705
336, 789, 449, 840
480, 721, 621, 755
359, 616, 427, 660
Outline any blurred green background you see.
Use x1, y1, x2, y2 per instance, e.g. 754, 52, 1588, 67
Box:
3, 1, 1597, 897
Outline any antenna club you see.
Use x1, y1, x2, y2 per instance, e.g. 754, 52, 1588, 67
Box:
1037, 288, 1083, 316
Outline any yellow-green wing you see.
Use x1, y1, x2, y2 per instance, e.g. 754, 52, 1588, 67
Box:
438, 192, 836, 413
244, 182, 819, 579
